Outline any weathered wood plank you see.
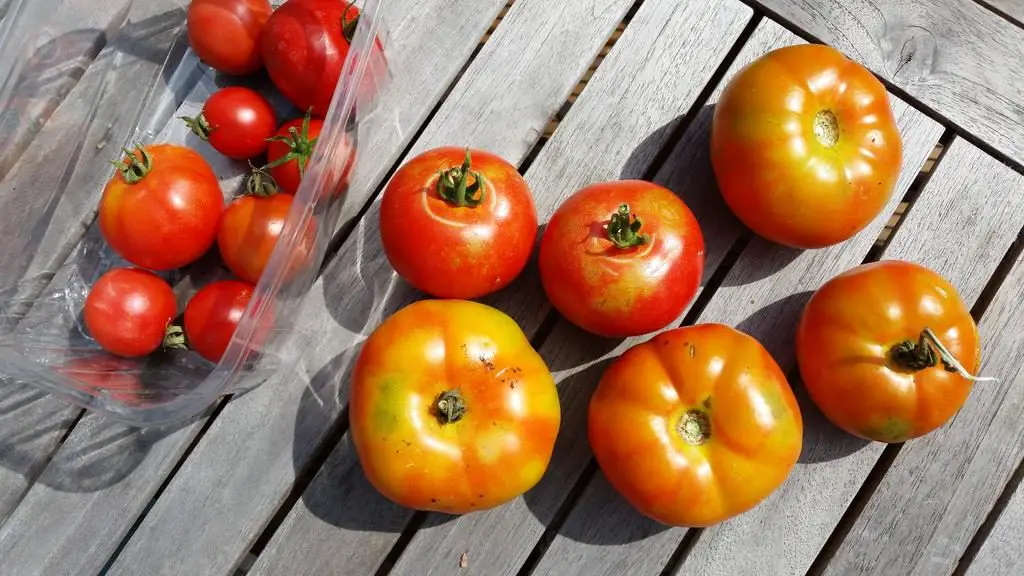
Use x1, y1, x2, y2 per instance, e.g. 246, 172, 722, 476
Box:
526, 19, 947, 576
251, 1, 754, 574
981, 0, 1024, 26
966, 465, 1024, 576
104, 1, 669, 574
673, 137, 1024, 576
753, 0, 1024, 168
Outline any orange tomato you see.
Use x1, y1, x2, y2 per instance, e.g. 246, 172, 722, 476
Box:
350, 299, 561, 514
589, 324, 802, 527
796, 260, 988, 443
711, 44, 903, 249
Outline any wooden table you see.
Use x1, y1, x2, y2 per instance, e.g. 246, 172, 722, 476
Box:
2, 0, 1024, 574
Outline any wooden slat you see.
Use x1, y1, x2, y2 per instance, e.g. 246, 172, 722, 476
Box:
251, 1, 754, 574
103, 1, 664, 574
752, 0, 1024, 168
674, 136, 1024, 576
981, 0, 1024, 26
527, 19, 947, 576
966, 465, 1024, 575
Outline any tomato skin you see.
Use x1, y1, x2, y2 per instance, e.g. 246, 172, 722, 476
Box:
217, 192, 317, 285
187, 0, 272, 75
184, 280, 272, 363
589, 324, 803, 527
350, 299, 561, 514
83, 268, 178, 358
99, 144, 224, 271
539, 180, 704, 338
187, 87, 277, 159
796, 260, 982, 443
711, 44, 903, 249
380, 147, 538, 299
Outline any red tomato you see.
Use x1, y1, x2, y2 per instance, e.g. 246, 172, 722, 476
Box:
379, 147, 538, 299
265, 114, 323, 195
589, 324, 803, 527
56, 356, 147, 406
796, 260, 989, 443
711, 44, 903, 249
217, 189, 317, 284
187, 0, 272, 75
99, 144, 224, 271
184, 280, 273, 363
83, 268, 178, 358
539, 180, 704, 338
183, 87, 277, 159
261, 0, 386, 116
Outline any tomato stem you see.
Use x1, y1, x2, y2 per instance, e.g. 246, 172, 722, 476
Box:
109, 144, 152, 185
607, 204, 648, 248
341, 0, 359, 43
677, 409, 710, 445
813, 109, 840, 147
436, 148, 485, 207
264, 108, 318, 177
162, 323, 188, 351
245, 162, 280, 197
180, 112, 212, 141
434, 390, 467, 425
888, 328, 997, 383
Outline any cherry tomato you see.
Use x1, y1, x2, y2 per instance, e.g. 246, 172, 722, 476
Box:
711, 44, 903, 249
182, 87, 277, 159
187, 0, 272, 75
99, 144, 224, 271
350, 299, 561, 514
261, 0, 386, 116
539, 180, 704, 338
589, 324, 803, 527
217, 186, 317, 285
379, 147, 538, 299
796, 260, 987, 443
265, 113, 324, 195
56, 356, 147, 406
83, 268, 178, 358
183, 280, 273, 363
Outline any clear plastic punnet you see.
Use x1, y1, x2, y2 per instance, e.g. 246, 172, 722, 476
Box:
0, 0, 394, 426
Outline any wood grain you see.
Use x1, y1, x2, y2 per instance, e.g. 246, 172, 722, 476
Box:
966, 454, 1024, 576
753, 0, 1024, 168
980, 0, 1024, 26
526, 19, 945, 576
252, 1, 753, 574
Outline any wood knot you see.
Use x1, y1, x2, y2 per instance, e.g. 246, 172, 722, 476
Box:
880, 24, 937, 83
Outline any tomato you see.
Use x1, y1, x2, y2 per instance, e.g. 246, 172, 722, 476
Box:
265, 113, 323, 195
183, 280, 272, 363
379, 147, 538, 299
182, 87, 277, 159
796, 260, 990, 443
217, 184, 317, 284
99, 144, 224, 271
56, 356, 147, 406
589, 324, 803, 527
350, 299, 561, 514
187, 0, 272, 75
83, 268, 178, 358
261, 0, 387, 117
710, 44, 903, 249
538, 180, 704, 338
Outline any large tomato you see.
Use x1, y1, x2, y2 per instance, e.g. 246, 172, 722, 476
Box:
83, 268, 178, 358
796, 260, 989, 443
261, 0, 386, 117
187, 0, 272, 75
183, 87, 278, 159
711, 44, 903, 249
589, 324, 803, 527
99, 144, 224, 271
183, 279, 272, 363
350, 299, 561, 514
379, 147, 538, 299
539, 180, 704, 338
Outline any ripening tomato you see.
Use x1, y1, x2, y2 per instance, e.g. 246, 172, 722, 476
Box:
83, 268, 178, 358
796, 260, 988, 443
183, 87, 277, 159
711, 44, 903, 249
589, 324, 803, 527
539, 180, 704, 338
217, 187, 317, 285
99, 144, 224, 271
350, 299, 561, 514
261, 0, 387, 116
265, 114, 323, 195
187, 0, 272, 75
380, 147, 538, 299
183, 280, 273, 363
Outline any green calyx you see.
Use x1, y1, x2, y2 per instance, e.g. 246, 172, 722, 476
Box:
607, 204, 648, 248
436, 148, 486, 207
888, 328, 997, 383
264, 108, 318, 178
110, 144, 153, 185
341, 0, 359, 42
180, 112, 212, 141
163, 323, 188, 351
245, 162, 280, 197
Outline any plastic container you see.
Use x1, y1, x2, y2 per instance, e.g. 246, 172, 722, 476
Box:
0, 0, 392, 426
